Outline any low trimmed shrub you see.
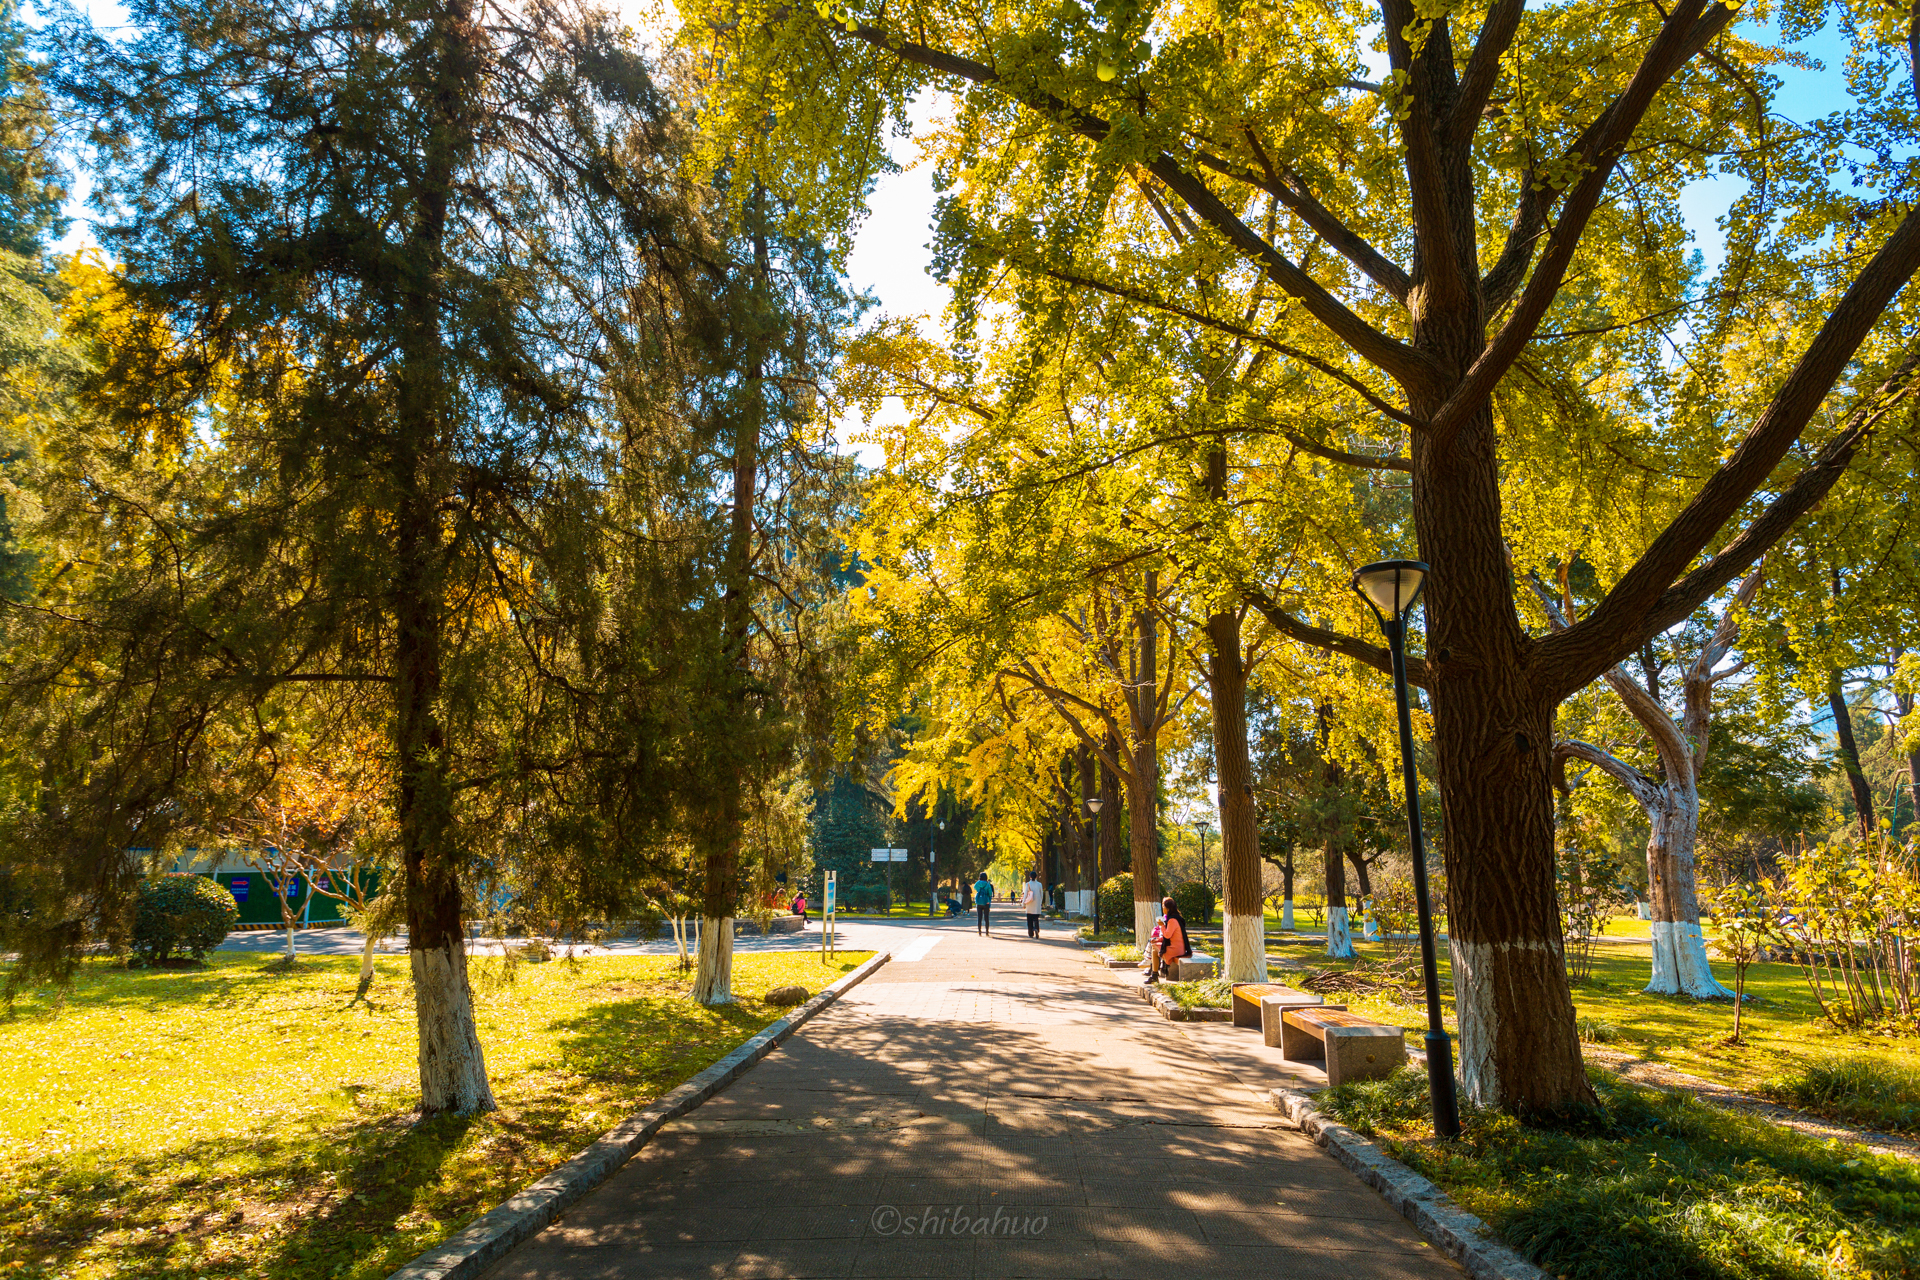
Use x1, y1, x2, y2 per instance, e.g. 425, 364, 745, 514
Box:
132, 874, 238, 964
1761, 1053, 1920, 1134
1171, 879, 1215, 927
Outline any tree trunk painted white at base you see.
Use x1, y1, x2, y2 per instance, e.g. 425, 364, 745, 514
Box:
1134, 899, 1157, 948
1325, 905, 1354, 958
411, 945, 497, 1115
691, 916, 735, 1004
359, 935, 376, 987
1281, 899, 1294, 932
284, 925, 297, 960
1223, 912, 1268, 982
1647, 920, 1732, 998
1449, 935, 1499, 1106
671, 915, 690, 970
1534, 570, 1755, 1005
1362, 916, 1380, 942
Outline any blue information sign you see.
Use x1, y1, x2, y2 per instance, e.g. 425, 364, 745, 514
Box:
229, 877, 249, 902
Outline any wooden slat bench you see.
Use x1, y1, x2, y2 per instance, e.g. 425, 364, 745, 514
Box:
1279, 1007, 1407, 1086
1227, 983, 1327, 1038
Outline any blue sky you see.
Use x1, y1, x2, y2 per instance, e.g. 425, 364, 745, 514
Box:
43, 4, 1874, 469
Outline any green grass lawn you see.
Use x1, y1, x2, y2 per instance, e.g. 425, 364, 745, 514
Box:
1308, 937, 1920, 1100
1164, 930, 1920, 1113
0, 949, 870, 1280
834, 901, 956, 918
1321, 1066, 1920, 1280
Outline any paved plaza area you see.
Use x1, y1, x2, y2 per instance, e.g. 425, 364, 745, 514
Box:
477, 909, 1460, 1280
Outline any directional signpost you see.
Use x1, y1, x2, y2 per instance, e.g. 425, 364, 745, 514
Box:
822, 871, 836, 962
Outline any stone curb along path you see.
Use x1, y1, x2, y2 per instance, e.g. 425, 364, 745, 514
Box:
384, 949, 894, 1280
1264, 1086, 1550, 1280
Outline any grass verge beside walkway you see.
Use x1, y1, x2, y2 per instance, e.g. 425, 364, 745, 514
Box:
1320, 1066, 1920, 1280
1, 949, 871, 1280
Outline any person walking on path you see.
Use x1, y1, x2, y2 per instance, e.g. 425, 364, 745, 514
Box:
973, 872, 994, 936
1020, 871, 1044, 938
1146, 896, 1190, 984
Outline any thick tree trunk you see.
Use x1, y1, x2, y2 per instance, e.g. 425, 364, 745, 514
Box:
1125, 763, 1160, 943
1828, 677, 1875, 837
1416, 392, 1592, 1114
1098, 741, 1123, 881
397, 516, 495, 1114
355, 933, 377, 998
1347, 848, 1375, 898
1324, 838, 1353, 958
1206, 607, 1267, 982
694, 916, 734, 1003
1643, 783, 1733, 997
393, 0, 493, 1118
691, 207, 767, 1005
1127, 573, 1163, 944
1281, 848, 1295, 931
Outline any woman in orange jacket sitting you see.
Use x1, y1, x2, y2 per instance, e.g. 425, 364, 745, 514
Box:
1146, 897, 1190, 984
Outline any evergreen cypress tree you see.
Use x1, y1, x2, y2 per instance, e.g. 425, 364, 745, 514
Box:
18, 0, 702, 1113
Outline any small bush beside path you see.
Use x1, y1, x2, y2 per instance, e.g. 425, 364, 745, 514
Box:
0, 949, 871, 1280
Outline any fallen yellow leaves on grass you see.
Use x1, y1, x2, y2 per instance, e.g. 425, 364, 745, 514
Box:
1, 948, 870, 1280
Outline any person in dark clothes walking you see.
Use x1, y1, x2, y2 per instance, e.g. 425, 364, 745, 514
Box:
973, 872, 994, 936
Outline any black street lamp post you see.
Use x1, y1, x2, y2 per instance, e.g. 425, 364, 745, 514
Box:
1351, 559, 1460, 1140
1086, 798, 1104, 935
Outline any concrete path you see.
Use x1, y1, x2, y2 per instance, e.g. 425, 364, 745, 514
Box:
480, 909, 1459, 1280
214, 916, 933, 957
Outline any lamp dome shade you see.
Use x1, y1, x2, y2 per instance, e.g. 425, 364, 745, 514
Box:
1352, 560, 1429, 615
1086, 798, 1104, 813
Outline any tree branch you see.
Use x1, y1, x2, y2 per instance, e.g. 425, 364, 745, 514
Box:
1381, 0, 1469, 313
1450, 0, 1527, 150
1241, 584, 1430, 686
1530, 574, 1690, 775
1538, 227, 1920, 697
821, 16, 1443, 392
1210, 134, 1411, 302
988, 244, 1418, 426
1554, 739, 1660, 809
1431, 0, 1737, 446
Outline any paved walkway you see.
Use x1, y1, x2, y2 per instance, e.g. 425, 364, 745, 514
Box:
213, 916, 930, 957
481, 909, 1459, 1280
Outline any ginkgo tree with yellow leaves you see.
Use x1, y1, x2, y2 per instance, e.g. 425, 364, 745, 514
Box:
689, 0, 1920, 1115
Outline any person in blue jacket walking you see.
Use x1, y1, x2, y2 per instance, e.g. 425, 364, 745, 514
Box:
973, 872, 994, 936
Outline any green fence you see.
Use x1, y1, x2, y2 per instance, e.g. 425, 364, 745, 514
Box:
213, 869, 376, 926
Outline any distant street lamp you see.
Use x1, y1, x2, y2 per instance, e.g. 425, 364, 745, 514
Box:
933, 821, 945, 917
1086, 798, 1104, 933
1351, 558, 1460, 1140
